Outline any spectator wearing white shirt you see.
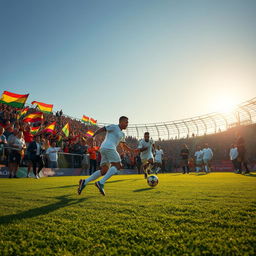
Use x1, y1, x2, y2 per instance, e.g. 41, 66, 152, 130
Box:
202, 143, 213, 173
229, 144, 238, 173
46, 141, 61, 168
194, 145, 204, 173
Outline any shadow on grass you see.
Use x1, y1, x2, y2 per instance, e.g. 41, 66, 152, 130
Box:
243, 172, 256, 178
0, 194, 89, 225
133, 187, 154, 192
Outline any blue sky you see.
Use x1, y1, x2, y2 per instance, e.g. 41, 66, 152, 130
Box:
0, 0, 255, 124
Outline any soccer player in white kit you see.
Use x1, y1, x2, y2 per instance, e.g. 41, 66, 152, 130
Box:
137, 132, 155, 178
202, 143, 213, 173
194, 145, 204, 173
78, 116, 138, 196
154, 145, 164, 174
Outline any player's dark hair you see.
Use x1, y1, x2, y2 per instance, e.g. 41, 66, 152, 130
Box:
144, 132, 149, 136
119, 116, 128, 122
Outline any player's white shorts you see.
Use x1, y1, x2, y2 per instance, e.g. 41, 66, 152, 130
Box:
155, 157, 162, 164
141, 154, 154, 166
203, 158, 212, 165
100, 148, 121, 166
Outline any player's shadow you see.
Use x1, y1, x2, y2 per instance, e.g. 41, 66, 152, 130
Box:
244, 172, 256, 178
0, 194, 89, 225
133, 188, 154, 192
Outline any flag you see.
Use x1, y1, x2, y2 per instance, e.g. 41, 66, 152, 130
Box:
62, 123, 70, 137
31, 101, 53, 113
0, 91, 29, 108
86, 130, 94, 137
30, 126, 40, 135
43, 122, 56, 133
89, 118, 97, 125
17, 107, 29, 119
23, 112, 44, 123
82, 115, 89, 123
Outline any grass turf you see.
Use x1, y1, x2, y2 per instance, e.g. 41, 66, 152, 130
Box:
0, 172, 256, 256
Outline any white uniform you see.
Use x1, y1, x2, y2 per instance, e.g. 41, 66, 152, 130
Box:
229, 148, 238, 160
202, 148, 213, 163
194, 150, 204, 164
138, 139, 154, 163
100, 124, 125, 166
155, 149, 163, 163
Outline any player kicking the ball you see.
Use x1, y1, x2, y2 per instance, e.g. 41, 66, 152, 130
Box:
78, 116, 138, 196
138, 132, 155, 179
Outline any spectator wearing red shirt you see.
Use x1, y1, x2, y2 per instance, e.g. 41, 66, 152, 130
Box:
88, 142, 99, 175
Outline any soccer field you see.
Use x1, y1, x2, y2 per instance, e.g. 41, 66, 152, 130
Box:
0, 173, 255, 256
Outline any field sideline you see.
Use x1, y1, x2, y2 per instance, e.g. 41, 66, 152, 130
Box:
0, 173, 255, 256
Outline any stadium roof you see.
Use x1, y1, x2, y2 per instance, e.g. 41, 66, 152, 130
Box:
98, 97, 256, 140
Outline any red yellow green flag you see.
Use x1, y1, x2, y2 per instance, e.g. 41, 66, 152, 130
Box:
86, 130, 94, 137
62, 123, 70, 137
17, 107, 29, 119
23, 112, 44, 123
31, 101, 53, 113
0, 91, 29, 108
82, 115, 89, 123
89, 118, 97, 125
43, 121, 56, 133
30, 126, 40, 135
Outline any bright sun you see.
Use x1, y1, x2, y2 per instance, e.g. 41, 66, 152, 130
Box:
215, 96, 237, 113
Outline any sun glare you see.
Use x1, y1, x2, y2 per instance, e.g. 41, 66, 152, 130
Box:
215, 96, 237, 113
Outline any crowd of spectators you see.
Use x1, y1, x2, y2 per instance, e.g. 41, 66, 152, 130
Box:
0, 103, 255, 177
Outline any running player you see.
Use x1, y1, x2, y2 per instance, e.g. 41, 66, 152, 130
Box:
154, 145, 164, 174
194, 145, 203, 173
138, 132, 155, 179
78, 116, 138, 196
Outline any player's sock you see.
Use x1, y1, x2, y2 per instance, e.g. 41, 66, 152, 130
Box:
99, 166, 118, 185
84, 170, 102, 185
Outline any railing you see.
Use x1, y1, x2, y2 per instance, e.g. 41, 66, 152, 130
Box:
0, 145, 85, 168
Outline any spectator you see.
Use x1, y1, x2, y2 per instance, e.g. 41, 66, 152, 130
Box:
7, 130, 26, 178
46, 141, 61, 168
0, 126, 7, 162
27, 135, 44, 179
88, 141, 99, 174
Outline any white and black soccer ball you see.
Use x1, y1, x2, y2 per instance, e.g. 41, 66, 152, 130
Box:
147, 175, 158, 187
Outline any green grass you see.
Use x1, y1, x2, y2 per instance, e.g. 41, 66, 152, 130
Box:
0, 173, 256, 256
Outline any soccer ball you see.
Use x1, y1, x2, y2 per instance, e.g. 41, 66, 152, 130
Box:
147, 175, 158, 187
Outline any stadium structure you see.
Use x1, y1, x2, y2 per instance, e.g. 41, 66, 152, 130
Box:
98, 97, 256, 140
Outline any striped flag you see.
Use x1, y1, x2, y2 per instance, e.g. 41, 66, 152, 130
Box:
0, 91, 29, 108
86, 130, 94, 137
31, 101, 53, 113
43, 122, 56, 133
17, 107, 29, 119
62, 123, 70, 137
89, 118, 97, 125
30, 126, 40, 135
23, 112, 44, 123
82, 115, 89, 123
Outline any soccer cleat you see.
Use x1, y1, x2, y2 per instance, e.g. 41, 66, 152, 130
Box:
95, 181, 105, 196
78, 179, 86, 195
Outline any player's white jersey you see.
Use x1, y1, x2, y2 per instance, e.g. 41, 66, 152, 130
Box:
194, 150, 203, 161
138, 138, 154, 160
155, 149, 163, 162
100, 124, 125, 150
202, 148, 213, 160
